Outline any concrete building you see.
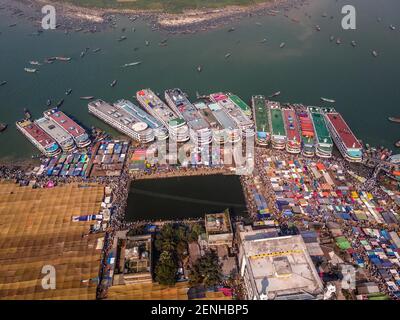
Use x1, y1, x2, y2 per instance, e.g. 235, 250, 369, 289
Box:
238, 232, 324, 300
205, 211, 233, 247
113, 234, 153, 285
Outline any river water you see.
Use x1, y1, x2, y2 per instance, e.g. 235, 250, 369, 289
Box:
0, 0, 400, 161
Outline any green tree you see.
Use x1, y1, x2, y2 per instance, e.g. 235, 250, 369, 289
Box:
176, 240, 188, 259
189, 250, 222, 287
188, 223, 205, 242
155, 251, 177, 285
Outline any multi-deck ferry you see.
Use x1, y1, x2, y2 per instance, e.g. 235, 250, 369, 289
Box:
267, 101, 286, 150
44, 109, 91, 148
210, 92, 255, 138
164, 88, 212, 145
88, 99, 156, 143
16, 119, 61, 157
283, 107, 301, 154
35, 117, 76, 152
324, 109, 363, 162
116, 99, 168, 141
308, 107, 333, 158
136, 89, 190, 142
251, 95, 270, 146
227, 93, 252, 118
193, 101, 241, 144
296, 106, 316, 157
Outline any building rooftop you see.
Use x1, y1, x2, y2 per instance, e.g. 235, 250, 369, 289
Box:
240, 234, 323, 300
0, 182, 104, 300
205, 211, 233, 235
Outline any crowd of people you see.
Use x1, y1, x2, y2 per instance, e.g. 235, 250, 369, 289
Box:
242, 147, 400, 299
1, 139, 399, 299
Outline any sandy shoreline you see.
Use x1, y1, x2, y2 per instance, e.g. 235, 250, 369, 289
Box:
1, 0, 310, 34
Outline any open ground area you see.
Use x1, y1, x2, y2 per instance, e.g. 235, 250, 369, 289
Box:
58, 0, 273, 12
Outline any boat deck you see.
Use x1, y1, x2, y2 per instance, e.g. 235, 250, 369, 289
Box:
115, 99, 163, 129
35, 117, 73, 145
211, 92, 253, 128
44, 109, 86, 138
297, 110, 315, 144
165, 89, 209, 131
228, 94, 251, 115
270, 106, 286, 137
17, 119, 56, 148
283, 109, 300, 142
137, 89, 183, 126
207, 102, 237, 130
310, 109, 332, 144
253, 96, 270, 134
325, 112, 361, 149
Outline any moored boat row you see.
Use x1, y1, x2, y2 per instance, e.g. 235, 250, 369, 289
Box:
16, 108, 91, 156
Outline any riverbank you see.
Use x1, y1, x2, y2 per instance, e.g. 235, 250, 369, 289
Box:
3, 0, 310, 34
